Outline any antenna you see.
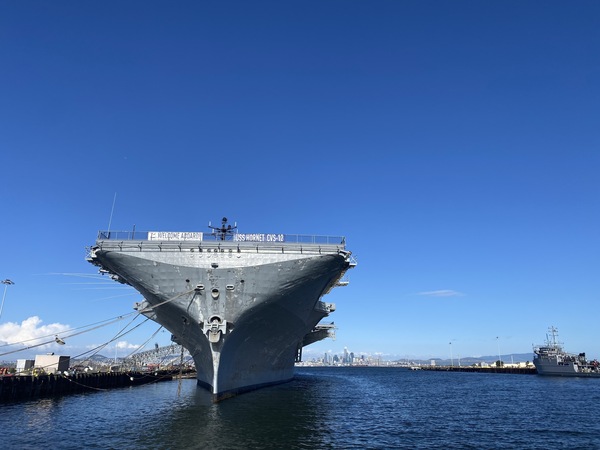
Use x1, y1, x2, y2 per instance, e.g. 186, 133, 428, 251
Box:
107, 192, 117, 233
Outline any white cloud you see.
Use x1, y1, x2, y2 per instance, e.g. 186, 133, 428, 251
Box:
0, 316, 72, 358
115, 341, 140, 350
417, 290, 464, 297
0, 317, 149, 360
0, 316, 71, 346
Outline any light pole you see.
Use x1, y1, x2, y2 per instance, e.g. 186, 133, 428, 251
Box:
449, 341, 453, 367
496, 336, 502, 366
0, 279, 14, 321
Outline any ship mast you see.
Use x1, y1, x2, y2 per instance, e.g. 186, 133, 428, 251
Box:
546, 326, 560, 348
208, 217, 237, 241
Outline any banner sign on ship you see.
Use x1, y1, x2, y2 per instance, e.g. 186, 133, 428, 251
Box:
233, 233, 285, 242
148, 232, 203, 241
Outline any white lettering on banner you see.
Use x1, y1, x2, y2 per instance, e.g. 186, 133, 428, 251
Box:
148, 232, 203, 241
233, 233, 285, 243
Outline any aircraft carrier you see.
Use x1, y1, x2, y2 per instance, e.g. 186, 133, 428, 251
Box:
87, 218, 355, 400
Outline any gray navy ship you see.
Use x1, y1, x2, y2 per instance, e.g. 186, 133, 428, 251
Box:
87, 218, 355, 400
533, 326, 600, 377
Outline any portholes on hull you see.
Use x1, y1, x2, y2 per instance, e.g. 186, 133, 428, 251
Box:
211, 288, 219, 299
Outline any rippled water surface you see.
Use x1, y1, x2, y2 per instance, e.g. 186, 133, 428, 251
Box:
3, 367, 600, 449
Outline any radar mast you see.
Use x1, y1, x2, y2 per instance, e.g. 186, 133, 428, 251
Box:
208, 217, 237, 240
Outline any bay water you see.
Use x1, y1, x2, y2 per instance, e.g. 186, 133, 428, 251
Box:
3, 367, 599, 449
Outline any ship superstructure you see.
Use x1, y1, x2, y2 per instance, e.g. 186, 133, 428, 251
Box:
87, 218, 355, 399
533, 326, 600, 377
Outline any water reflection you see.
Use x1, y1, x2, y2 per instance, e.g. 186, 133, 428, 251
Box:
23, 397, 61, 429
4, 368, 600, 449
140, 374, 332, 449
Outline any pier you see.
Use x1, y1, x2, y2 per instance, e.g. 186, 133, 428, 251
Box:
0, 370, 194, 402
416, 365, 537, 375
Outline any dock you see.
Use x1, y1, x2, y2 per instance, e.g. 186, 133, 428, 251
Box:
0, 369, 195, 402
416, 365, 537, 375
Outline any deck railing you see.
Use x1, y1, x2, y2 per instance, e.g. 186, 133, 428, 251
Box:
96, 231, 346, 246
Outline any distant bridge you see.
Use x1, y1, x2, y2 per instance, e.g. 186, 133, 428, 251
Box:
121, 344, 193, 370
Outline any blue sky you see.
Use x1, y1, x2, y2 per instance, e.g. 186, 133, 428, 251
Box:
1, 1, 599, 362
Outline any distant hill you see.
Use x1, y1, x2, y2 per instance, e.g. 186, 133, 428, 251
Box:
72, 354, 113, 363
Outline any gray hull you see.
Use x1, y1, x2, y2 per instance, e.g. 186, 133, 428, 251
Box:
88, 234, 353, 399
534, 357, 600, 378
